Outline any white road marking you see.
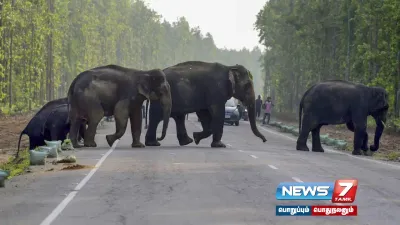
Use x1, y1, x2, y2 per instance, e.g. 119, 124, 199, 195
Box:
238, 150, 245, 152
226, 144, 232, 147
39, 140, 119, 225
292, 177, 303, 182
250, 154, 258, 159
268, 165, 278, 170
244, 121, 400, 170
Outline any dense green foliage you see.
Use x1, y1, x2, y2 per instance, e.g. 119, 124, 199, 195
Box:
255, 0, 400, 119
0, 0, 263, 114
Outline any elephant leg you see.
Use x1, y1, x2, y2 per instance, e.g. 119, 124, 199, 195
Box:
351, 117, 367, 155
50, 125, 60, 140
174, 114, 193, 146
346, 121, 368, 151
70, 113, 83, 148
296, 114, 312, 151
29, 135, 45, 150
106, 100, 129, 147
311, 124, 324, 152
209, 104, 226, 148
193, 109, 212, 145
129, 101, 145, 148
145, 103, 162, 146
78, 122, 86, 142
84, 106, 104, 148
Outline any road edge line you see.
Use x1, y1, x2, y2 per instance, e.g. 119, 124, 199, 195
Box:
39, 140, 119, 225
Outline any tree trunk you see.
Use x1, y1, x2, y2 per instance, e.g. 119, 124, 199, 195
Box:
46, 0, 54, 101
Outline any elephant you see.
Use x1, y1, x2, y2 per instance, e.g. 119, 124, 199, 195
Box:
141, 61, 267, 148
16, 98, 86, 157
296, 80, 389, 155
67, 64, 172, 148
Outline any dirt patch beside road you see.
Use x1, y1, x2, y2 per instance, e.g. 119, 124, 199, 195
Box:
0, 113, 34, 166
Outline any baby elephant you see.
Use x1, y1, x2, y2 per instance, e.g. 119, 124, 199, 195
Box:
16, 98, 85, 157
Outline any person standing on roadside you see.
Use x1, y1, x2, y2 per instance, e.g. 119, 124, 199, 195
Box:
255, 95, 262, 118
262, 97, 274, 124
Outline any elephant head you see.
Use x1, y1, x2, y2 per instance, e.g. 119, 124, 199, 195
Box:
137, 69, 172, 141
227, 65, 267, 143
368, 86, 389, 152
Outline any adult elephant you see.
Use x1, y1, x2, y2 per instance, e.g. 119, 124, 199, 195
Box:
16, 98, 86, 157
296, 80, 389, 155
142, 61, 267, 148
67, 64, 172, 148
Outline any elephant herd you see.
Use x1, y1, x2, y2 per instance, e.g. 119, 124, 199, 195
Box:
16, 61, 267, 157
16, 61, 389, 158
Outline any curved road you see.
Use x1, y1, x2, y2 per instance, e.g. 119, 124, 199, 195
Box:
1, 114, 400, 225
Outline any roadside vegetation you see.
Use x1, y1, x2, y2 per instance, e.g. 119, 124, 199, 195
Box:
255, 0, 400, 161
0, 0, 264, 173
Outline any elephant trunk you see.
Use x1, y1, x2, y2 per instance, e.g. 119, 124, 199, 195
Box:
157, 85, 172, 141
246, 101, 267, 142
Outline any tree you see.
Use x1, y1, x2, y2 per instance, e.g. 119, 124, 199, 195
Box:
255, 0, 400, 120
0, 0, 264, 114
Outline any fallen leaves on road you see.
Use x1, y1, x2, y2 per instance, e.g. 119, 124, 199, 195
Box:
61, 164, 93, 170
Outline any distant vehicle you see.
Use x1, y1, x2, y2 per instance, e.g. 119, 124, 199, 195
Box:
242, 108, 248, 121
224, 97, 241, 126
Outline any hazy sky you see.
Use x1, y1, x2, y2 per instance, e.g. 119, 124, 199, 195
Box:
144, 0, 267, 50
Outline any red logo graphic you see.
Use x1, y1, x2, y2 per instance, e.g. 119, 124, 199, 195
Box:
332, 179, 358, 203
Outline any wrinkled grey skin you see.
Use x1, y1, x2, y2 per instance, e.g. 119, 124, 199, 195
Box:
142, 61, 267, 148
296, 80, 389, 155
67, 64, 172, 148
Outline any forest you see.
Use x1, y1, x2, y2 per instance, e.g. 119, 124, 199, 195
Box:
255, 0, 400, 126
0, 0, 263, 115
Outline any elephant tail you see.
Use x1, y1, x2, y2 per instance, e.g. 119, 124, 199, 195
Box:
16, 129, 27, 158
298, 83, 317, 133
298, 99, 303, 134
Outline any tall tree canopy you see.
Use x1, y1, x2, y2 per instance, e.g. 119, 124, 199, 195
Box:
0, 0, 263, 114
255, 0, 400, 119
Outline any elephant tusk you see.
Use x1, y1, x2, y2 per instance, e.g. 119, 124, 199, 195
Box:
381, 121, 386, 128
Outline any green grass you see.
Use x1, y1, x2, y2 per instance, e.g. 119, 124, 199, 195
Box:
0, 150, 30, 179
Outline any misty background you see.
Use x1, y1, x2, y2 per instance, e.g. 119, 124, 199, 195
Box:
1, 0, 399, 127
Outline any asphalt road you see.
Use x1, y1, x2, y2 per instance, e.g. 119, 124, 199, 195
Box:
1, 113, 400, 225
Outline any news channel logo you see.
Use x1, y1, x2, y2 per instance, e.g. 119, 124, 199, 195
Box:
275, 180, 358, 216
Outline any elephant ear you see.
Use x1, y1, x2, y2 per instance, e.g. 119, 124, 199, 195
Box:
227, 68, 238, 96
138, 73, 151, 99
370, 87, 388, 113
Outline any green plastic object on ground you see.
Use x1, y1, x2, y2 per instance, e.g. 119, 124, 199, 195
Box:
61, 139, 74, 150
335, 140, 347, 149
290, 128, 299, 136
280, 125, 289, 132
320, 134, 329, 144
39, 145, 57, 158
45, 140, 62, 153
0, 170, 9, 188
286, 126, 295, 133
29, 150, 47, 165
325, 138, 336, 146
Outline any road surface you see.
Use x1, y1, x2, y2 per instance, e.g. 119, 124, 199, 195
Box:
1, 113, 400, 225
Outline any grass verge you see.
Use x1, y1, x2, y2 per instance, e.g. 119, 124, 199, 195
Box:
256, 117, 400, 162
0, 150, 30, 179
